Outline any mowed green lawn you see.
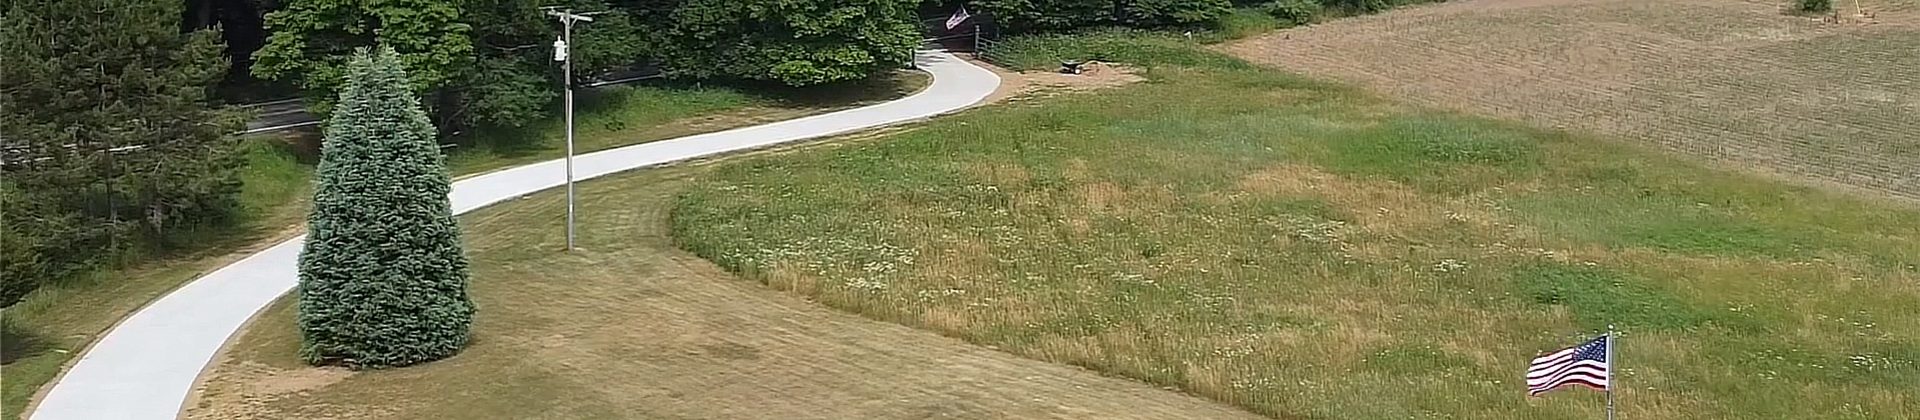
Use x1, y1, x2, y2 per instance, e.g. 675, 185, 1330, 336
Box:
672, 34, 1920, 419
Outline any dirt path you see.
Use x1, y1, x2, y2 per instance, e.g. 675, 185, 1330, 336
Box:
186, 161, 1264, 419
1222, 0, 1920, 203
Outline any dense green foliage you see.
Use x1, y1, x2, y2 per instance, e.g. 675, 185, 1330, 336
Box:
297, 48, 475, 369
251, 0, 919, 130
1123, 0, 1237, 27
1322, 0, 1450, 15
0, 0, 244, 306
1324, 0, 1389, 14
1261, 0, 1322, 25
977, 0, 1233, 32
631, 0, 920, 86
1211, 8, 1282, 39
449, 0, 645, 131
980, 29, 1253, 71
254, 0, 644, 132
254, 0, 473, 101
634, 0, 918, 87
1250, 0, 1445, 25
1800, 0, 1832, 13
972, 0, 1438, 35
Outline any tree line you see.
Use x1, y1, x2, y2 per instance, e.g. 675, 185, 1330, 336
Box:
3, 0, 246, 306
1, 0, 1325, 306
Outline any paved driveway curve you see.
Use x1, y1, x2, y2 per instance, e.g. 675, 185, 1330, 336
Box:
29, 51, 999, 420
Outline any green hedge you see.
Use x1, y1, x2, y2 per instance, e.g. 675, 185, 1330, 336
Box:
1261, 0, 1322, 25
977, 0, 1234, 32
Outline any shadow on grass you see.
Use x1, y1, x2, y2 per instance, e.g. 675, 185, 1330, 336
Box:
444, 72, 929, 175
737, 72, 933, 109
0, 320, 46, 365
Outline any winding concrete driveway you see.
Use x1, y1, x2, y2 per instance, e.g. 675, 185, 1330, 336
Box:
30, 51, 999, 420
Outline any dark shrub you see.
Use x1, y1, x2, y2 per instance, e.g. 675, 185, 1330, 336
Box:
1262, 0, 1322, 24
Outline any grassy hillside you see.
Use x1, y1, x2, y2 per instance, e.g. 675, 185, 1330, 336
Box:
673, 34, 1919, 419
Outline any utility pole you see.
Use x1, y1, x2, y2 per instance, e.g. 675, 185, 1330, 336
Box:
547, 8, 594, 251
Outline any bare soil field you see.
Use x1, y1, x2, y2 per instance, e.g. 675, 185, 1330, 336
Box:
1224, 0, 1920, 202
184, 165, 1262, 420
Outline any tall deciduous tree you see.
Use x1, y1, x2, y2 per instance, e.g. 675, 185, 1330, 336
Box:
297, 47, 475, 368
645, 0, 922, 86
252, 0, 473, 114
1122, 0, 1233, 27
252, 0, 643, 134
975, 0, 1231, 32
973, 0, 1116, 32
0, 0, 244, 305
451, 0, 644, 131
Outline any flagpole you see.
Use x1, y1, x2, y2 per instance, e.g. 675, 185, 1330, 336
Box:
1605, 324, 1616, 420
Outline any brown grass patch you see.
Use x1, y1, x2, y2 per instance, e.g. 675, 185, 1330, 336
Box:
970, 58, 1149, 106
237, 364, 352, 397
189, 168, 1264, 419
1064, 158, 1094, 181
919, 305, 975, 333
965, 161, 1031, 187
1225, 0, 1920, 202
765, 261, 827, 296
1236, 164, 1509, 256
1078, 182, 1125, 211
1182, 360, 1241, 405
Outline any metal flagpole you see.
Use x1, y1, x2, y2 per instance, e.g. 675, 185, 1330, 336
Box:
1606, 324, 1617, 420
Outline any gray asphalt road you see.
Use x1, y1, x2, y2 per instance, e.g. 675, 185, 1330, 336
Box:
239, 99, 316, 133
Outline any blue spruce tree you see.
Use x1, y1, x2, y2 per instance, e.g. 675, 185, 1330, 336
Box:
297, 46, 475, 368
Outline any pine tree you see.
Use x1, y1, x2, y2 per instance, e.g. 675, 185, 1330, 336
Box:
297, 47, 475, 368
1, 0, 245, 305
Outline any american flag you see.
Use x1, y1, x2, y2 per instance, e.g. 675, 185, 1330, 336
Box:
1526, 335, 1610, 396
945, 6, 972, 30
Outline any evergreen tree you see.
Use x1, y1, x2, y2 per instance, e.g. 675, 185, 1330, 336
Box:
297, 47, 475, 368
1, 0, 244, 305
